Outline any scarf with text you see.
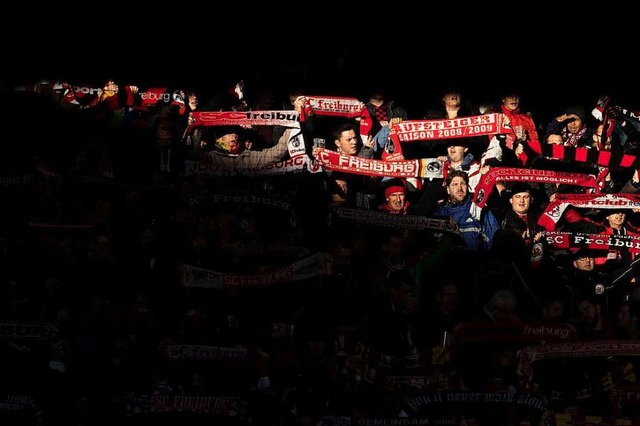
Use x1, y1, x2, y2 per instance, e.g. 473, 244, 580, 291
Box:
330, 206, 458, 233
301, 95, 373, 139
0, 322, 57, 342
389, 113, 509, 145
179, 253, 328, 289
473, 167, 599, 210
544, 231, 640, 254
137, 87, 186, 113
538, 193, 640, 231
189, 110, 305, 158
0, 174, 35, 188
0, 395, 38, 413
454, 321, 577, 346
184, 154, 322, 177
26, 220, 96, 231
163, 344, 248, 362
518, 340, 640, 384
402, 391, 548, 420
21, 81, 187, 112
124, 394, 247, 417
315, 148, 444, 178
185, 190, 292, 210
222, 241, 309, 259
384, 374, 438, 392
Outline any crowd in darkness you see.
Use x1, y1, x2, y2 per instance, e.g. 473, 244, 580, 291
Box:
2, 74, 640, 426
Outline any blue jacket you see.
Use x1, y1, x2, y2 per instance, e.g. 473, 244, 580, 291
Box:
435, 196, 500, 251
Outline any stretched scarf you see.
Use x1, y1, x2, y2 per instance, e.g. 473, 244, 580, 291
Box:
561, 125, 588, 147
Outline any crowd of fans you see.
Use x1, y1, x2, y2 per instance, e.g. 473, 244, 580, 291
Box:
2, 77, 640, 425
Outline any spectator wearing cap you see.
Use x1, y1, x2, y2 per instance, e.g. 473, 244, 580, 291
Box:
378, 179, 410, 215
488, 182, 548, 277
561, 206, 640, 270
497, 182, 545, 248
545, 105, 594, 148
558, 247, 636, 317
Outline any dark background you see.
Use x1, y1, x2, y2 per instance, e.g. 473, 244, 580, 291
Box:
4, 2, 639, 125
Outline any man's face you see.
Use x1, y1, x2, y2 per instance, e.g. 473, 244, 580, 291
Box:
391, 282, 411, 307
566, 116, 582, 134
573, 256, 595, 271
502, 95, 520, 111
331, 245, 353, 274
578, 300, 598, 326
188, 94, 198, 110
607, 211, 626, 228
510, 192, 531, 215
543, 301, 564, 322
447, 176, 468, 203
335, 129, 358, 155
442, 92, 461, 108
437, 283, 459, 315
447, 145, 466, 163
383, 236, 404, 263
386, 191, 406, 212
219, 132, 242, 154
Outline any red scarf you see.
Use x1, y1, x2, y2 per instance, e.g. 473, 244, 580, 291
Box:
562, 126, 588, 147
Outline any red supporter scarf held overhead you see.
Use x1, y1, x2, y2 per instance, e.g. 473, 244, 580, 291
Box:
138, 87, 186, 113
541, 144, 640, 169
20, 81, 184, 112
188, 110, 305, 158
300, 95, 373, 140
389, 113, 510, 145
314, 148, 444, 179
190, 110, 300, 128
544, 231, 640, 254
472, 167, 600, 210
538, 193, 640, 231
47, 81, 138, 110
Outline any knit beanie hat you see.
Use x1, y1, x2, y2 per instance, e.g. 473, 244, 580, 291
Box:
564, 105, 586, 121
384, 180, 406, 198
